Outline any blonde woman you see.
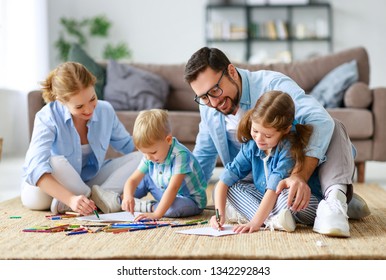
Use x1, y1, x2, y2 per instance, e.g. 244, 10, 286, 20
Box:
21, 62, 142, 215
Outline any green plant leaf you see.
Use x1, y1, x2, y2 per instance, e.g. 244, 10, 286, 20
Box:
54, 14, 132, 62
60, 18, 87, 45
89, 15, 111, 37
103, 42, 132, 60
54, 34, 72, 61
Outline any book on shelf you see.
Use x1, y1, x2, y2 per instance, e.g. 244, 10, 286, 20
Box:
275, 20, 289, 40
207, 21, 247, 40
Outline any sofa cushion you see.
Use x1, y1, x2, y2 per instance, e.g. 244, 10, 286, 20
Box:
129, 63, 198, 111
68, 44, 106, 100
310, 60, 358, 108
116, 111, 200, 152
344, 82, 372, 109
327, 108, 373, 139
104, 60, 170, 110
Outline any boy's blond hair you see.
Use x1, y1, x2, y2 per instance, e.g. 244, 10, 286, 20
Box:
133, 109, 172, 148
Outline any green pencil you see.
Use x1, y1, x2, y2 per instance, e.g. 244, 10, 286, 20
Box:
93, 209, 100, 220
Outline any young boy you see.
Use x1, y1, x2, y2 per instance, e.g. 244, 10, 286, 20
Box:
92, 109, 207, 219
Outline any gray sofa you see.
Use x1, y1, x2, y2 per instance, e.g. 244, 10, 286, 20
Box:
27, 47, 386, 183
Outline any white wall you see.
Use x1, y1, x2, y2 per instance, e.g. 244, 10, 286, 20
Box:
47, 0, 207, 66
2, 0, 385, 157
47, 0, 386, 87
0, 0, 48, 157
329, 0, 386, 87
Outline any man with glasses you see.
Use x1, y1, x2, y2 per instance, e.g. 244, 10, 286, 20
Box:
184, 47, 370, 237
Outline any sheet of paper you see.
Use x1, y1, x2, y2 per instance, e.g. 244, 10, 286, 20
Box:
176, 225, 238, 237
76, 211, 141, 222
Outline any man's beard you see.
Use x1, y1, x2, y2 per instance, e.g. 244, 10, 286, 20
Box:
216, 88, 240, 115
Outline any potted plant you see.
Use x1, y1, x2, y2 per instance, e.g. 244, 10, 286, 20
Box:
55, 15, 132, 61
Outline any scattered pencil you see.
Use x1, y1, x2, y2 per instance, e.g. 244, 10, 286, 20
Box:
66, 230, 89, 236
171, 220, 208, 228
45, 213, 79, 220
9, 216, 21, 219
93, 209, 100, 220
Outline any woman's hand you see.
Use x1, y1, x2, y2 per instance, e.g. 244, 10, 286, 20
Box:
69, 195, 97, 216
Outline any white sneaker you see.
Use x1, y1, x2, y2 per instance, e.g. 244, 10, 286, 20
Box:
225, 202, 248, 224
264, 209, 296, 232
347, 193, 371, 220
50, 198, 72, 214
313, 191, 350, 237
91, 185, 121, 213
134, 199, 154, 213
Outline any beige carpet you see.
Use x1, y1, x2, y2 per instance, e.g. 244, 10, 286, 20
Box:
0, 183, 385, 260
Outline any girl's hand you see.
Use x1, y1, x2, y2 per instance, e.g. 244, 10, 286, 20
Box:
70, 195, 97, 216
210, 215, 225, 230
135, 212, 160, 221
233, 222, 261, 234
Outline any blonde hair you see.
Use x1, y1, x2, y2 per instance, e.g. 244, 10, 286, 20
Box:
133, 109, 172, 148
237, 90, 313, 172
40, 62, 97, 103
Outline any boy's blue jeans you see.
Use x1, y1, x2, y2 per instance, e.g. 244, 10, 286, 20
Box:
134, 174, 203, 218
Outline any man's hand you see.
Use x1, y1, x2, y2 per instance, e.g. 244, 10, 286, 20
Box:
276, 174, 311, 212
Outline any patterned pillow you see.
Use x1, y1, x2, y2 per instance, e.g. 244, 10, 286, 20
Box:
310, 60, 358, 108
104, 60, 170, 110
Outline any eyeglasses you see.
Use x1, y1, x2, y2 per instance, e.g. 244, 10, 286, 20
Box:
194, 69, 226, 106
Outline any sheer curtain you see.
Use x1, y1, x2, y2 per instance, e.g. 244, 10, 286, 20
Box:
0, 0, 48, 157
0, 0, 49, 91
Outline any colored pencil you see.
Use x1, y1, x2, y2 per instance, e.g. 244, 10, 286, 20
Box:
66, 230, 89, 236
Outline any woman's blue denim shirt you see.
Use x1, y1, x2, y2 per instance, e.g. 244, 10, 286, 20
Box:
22, 100, 135, 185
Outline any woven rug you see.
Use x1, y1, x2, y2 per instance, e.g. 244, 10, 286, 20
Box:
0, 183, 385, 260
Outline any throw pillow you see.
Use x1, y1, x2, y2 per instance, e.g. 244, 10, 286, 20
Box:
68, 44, 106, 100
344, 82, 372, 109
310, 60, 358, 108
104, 60, 170, 110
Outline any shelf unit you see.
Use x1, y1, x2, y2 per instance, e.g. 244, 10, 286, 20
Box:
205, 3, 333, 62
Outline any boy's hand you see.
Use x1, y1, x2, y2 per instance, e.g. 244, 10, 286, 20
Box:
121, 196, 135, 214
135, 212, 160, 221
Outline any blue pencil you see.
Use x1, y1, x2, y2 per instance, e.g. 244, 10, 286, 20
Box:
129, 224, 169, 231
66, 230, 89, 236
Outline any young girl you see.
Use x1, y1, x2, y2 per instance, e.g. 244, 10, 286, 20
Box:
210, 90, 323, 233
21, 62, 142, 215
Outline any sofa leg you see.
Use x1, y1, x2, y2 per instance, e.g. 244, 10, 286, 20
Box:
356, 162, 365, 183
